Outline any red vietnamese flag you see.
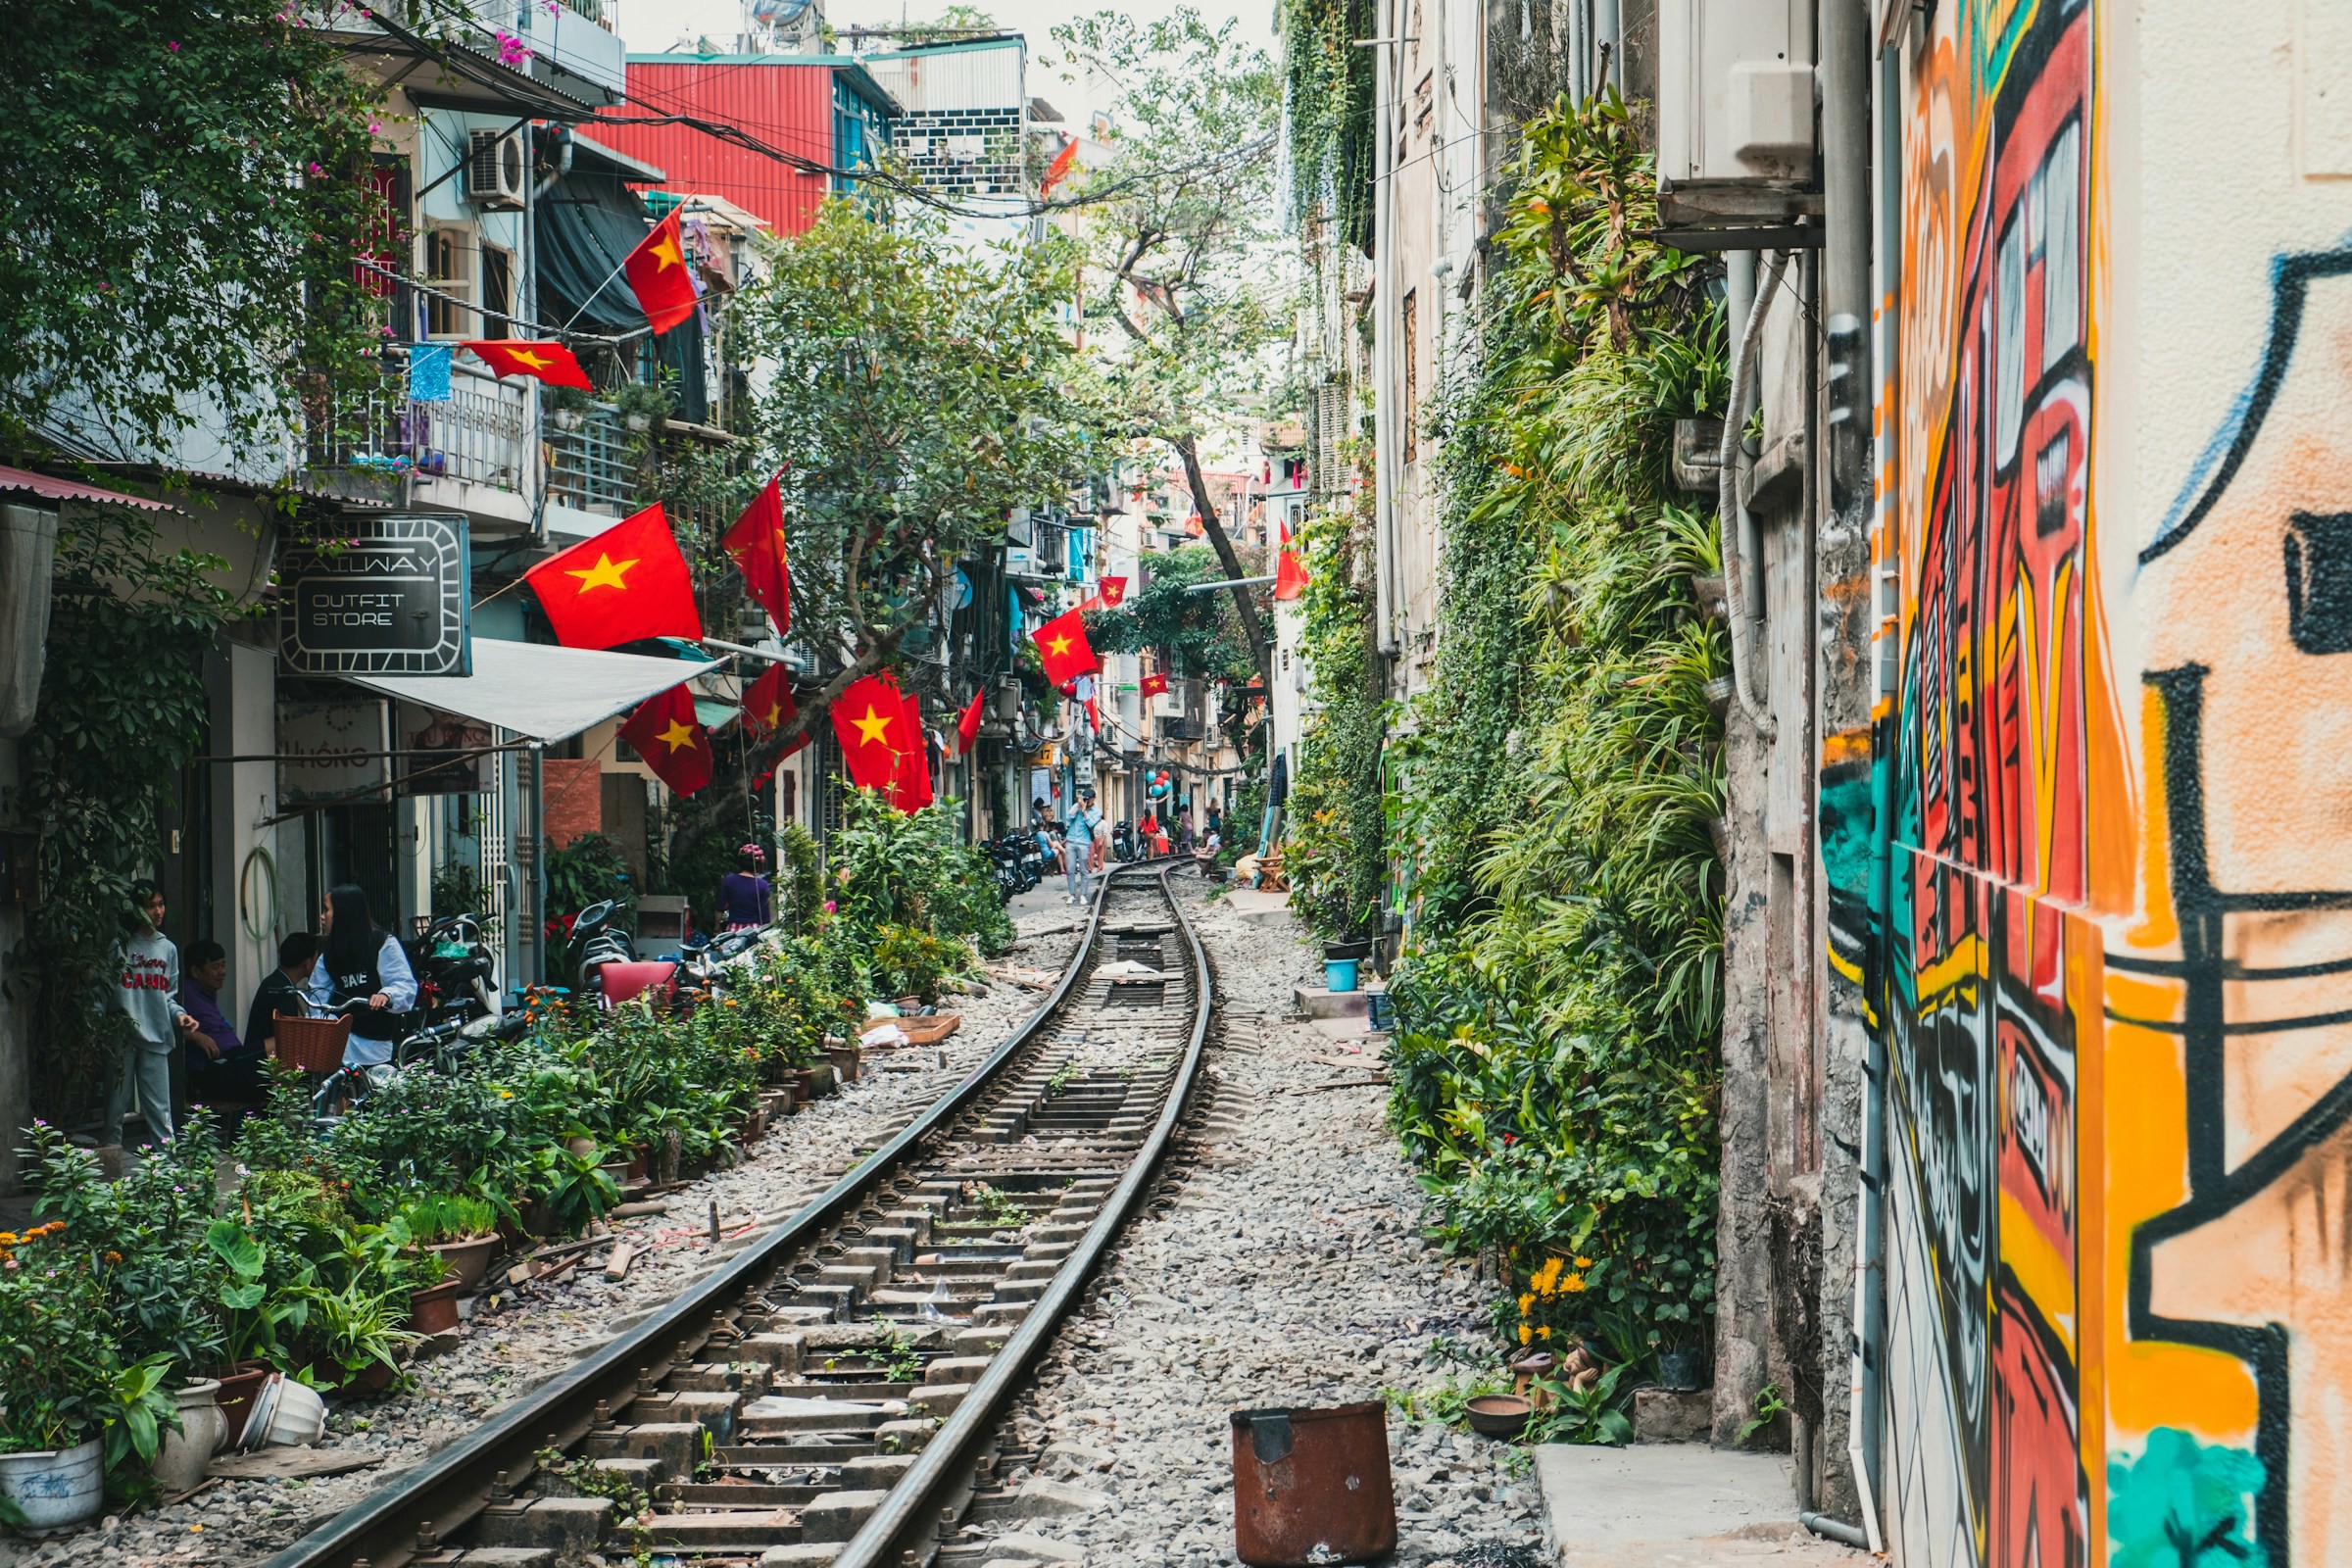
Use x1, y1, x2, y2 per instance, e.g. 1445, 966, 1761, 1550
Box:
523, 503, 704, 649
956, 688, 985, 755
1085, 695, 1099, 733
1092, 575, 1127, 609
624, 210, 700, 335
618, 684, 712, 796
742, 662, 808, 758
890, 688, 934, 812
1031, 607, 1098, 686
723, 471, 791, 633
1274, 547, 1310, 602
464, 339, 593, 390
831, 672, 927, 809
1040, 136, 1079, 197
1140, 671, 1169, 699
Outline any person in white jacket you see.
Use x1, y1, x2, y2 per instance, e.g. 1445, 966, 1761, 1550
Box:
306, 883, 417, 1068
103, 879, 196, 1146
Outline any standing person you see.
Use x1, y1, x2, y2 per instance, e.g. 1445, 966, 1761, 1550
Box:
103, 879, 193, 1148
1207, 803, 1224, 844
1063, 787, 1102, 905
245, 931, 320, 1062
180, 939, 267, 1131
307, 883, 417, 1068
717, 844, 773, 931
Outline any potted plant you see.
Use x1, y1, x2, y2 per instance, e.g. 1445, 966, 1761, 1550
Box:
611, 378, 670, 434
298, 1279, 417, 1398
398, 1195, 503, 1294
545, 382, 591, 430
0, 1224, 178, 1529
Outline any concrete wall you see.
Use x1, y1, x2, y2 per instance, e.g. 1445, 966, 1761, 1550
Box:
1872, 1, 2352, 1561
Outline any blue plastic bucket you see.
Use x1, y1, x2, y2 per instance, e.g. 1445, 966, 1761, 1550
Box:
1325, 958, 1359, 994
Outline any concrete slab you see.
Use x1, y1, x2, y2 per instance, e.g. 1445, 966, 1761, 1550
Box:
1532, 1445, 1869, 1565
1216, 886, 1295, 928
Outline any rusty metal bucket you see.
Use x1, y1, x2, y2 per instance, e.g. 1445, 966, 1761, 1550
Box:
1229, 1401, 1397, 1565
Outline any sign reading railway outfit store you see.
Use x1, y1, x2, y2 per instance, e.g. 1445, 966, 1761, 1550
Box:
279, 514, 471, 676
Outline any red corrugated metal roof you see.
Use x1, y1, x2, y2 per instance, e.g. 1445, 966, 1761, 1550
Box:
598, 59, 841, 235
0, 466, 180, 513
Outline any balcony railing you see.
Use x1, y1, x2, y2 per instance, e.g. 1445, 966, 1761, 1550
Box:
544, 406, 641, 516
309, 367, 534, 493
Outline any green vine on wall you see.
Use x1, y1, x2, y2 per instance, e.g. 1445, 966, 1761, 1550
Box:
1284, 503, 1386, 945
1384, 91, 1732, 1363
1277, 0, 1377, 252
20, 511, 245, 1120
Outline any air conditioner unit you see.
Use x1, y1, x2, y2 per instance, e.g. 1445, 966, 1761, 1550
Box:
1655, 0, 1817, 229
466, 129, 528, 211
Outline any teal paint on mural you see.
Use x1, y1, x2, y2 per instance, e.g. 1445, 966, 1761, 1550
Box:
2107, 1428, 2267, 1568
1819, 759, 1874, 906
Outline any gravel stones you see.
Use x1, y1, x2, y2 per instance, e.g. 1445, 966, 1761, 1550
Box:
954, 876, 1547, 1567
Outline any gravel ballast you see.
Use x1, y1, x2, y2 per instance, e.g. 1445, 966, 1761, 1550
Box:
956, 875, 1551, 1568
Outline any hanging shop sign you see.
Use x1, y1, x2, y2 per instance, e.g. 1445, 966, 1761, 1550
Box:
279, 514, 471, 677
278, 699, 388, 805
398, 708, 496, 796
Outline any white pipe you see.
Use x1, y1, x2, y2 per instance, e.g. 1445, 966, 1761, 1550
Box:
1718, 251, 1786, 740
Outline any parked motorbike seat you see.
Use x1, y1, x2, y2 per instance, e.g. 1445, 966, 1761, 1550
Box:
599, 960, 678, 1006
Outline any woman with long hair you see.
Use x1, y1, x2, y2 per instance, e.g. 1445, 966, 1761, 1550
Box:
304, 883, 418, 1067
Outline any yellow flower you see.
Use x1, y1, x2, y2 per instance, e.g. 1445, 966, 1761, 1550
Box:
0, 1233, 19, 1247
1537, 1325, 1553, 1339
1561, 1273, 1586, 1294
1517, 1323, 1534, 1346
1531, 1255, 1564, 1295
499, 1089, 514, 1100
1574, 1256, 1593, 1269
1518, 1293, 1537, 1317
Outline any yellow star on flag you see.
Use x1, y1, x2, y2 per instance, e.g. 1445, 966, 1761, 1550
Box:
760, 699, 784, 727
567, 553, 638, 593
509, 348, 553, 370
650, 233, 683, 271
852, 704, 894, 747
655, 718, 699, 754
1047, 633, 1073, 656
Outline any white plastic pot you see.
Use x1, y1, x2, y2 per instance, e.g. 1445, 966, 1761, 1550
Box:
240, 1373, 329, 1449
0, 1439, 104, 1533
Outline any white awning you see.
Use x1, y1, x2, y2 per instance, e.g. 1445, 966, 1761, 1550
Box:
344, 638, 723, 742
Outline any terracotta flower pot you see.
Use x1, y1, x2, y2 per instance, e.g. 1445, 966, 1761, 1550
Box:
410, 1279, 463, 1336
431, 1234, 502, 1294
211, 1362, 272, 1447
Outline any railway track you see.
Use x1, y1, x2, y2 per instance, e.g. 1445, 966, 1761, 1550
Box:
260, 863, 1213, 1568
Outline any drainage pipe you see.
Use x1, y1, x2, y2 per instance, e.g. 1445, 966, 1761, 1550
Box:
1800, 1511, 1871, 1550
1716, 250, 1786, 741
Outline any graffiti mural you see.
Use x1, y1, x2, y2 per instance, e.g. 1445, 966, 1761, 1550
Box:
1884, 0, 2096, 1563
1884, 0, 2352, 1558
2116, 247, 2352, 1568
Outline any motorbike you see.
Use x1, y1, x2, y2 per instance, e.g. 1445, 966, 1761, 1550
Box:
678, 923, 769, 999
406, 911, 501, 1031
564, 900, 638, 994
1111, 819, 1138, 862
979, 836, 1033, 905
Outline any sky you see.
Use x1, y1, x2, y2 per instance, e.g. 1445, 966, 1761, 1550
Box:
613, 0, 1265, 121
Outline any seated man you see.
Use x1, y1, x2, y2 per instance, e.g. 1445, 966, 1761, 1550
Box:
182, 939, 270, 1130
244, 930, 320, 1063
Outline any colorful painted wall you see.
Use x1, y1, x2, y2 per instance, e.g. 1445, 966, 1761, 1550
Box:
1874, 0, 2352, 1562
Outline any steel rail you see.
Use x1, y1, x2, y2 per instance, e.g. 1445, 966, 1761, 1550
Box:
256, 868, 1125, 1568
832, 862, 1214, 1567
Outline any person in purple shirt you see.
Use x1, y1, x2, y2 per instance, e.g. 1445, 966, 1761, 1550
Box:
716, 844, 773, 932
181, 939, 268, 1132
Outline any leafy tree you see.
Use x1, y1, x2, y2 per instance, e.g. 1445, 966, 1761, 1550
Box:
1049, 8, 1286, 696
1082, 543, 1256, 684
663, 196, 1104, 856
0, 0, 381, 463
